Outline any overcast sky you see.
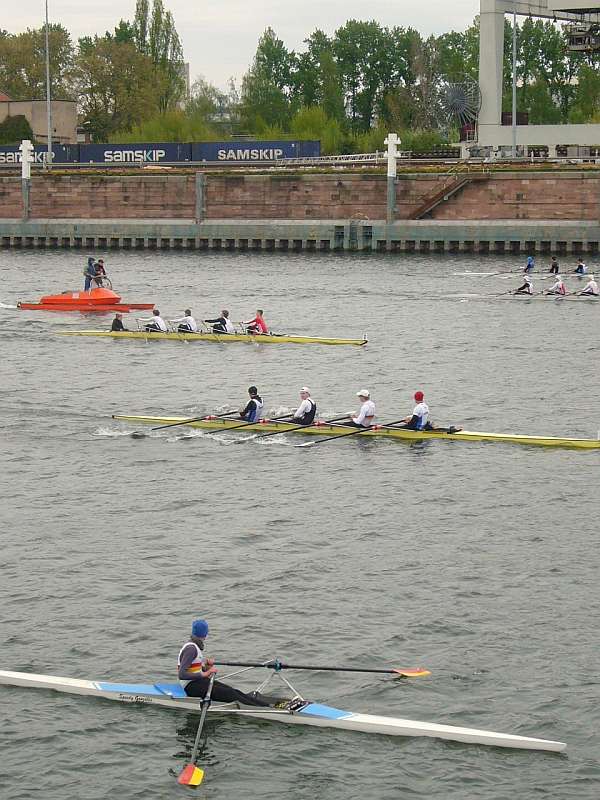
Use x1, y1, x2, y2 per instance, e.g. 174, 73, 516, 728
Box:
10, 0, 479, 90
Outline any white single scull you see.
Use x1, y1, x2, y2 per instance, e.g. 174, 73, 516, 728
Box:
0, 670, 566, 752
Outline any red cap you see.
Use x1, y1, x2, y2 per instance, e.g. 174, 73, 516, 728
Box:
414, 391, 424, 401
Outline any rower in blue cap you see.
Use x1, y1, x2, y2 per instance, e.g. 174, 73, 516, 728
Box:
178, 619, 272, 706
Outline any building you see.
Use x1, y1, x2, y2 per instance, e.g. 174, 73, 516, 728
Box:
0, 95, 77, 144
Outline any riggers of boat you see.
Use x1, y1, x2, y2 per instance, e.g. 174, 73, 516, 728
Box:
0, 669, 566, 753
57, 329, 369, 347
112, 414, 600, 450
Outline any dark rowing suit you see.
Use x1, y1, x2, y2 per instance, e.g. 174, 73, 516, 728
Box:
111, 317, 126, 332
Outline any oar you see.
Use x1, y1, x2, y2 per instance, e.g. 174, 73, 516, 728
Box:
214, 660, 430, 678
244, 415, 351, 442
177, 673, 216, 787
128, 411, 236, 439
295, 419, 408, 448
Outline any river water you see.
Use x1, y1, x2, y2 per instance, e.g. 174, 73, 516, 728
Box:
0, 249, 599, 800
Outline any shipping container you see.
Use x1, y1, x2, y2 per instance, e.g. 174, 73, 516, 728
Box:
192, 140, 320, 162
0, 144, 70, 164
78, 142, 192, 163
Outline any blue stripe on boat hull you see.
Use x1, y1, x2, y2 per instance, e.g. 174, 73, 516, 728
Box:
299, 703, 352, 720
96, 682, 162, 695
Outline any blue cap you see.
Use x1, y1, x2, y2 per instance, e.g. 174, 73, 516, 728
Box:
192, 619, 209, 638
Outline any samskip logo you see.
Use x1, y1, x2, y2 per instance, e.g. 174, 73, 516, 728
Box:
104, 149, 167, 162
217, 148, 284, 161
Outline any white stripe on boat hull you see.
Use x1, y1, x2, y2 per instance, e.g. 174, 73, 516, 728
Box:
0, 670, 566, 752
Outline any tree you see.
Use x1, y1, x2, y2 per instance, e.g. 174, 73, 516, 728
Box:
0, 25, 74, 100
240, 28, 295, 130
132, 0, 185, 111
0, 114, 34, 144
73, 36, 161, 140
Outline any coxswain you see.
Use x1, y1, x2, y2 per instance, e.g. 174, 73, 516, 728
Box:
205, 309, 235, 334
524, 255, 535, 273
549, 256, 559, 274
240, 386, 263, 422
178, 619, 272, 706
514, 275, 533, 295
580, 274, 599, 296
400, 390, 432, 430
243, 309, 268, 334
171, 309, 198, 333
546, 275, 566, 296
93, 258, 107, 287
348, 390, 375, 428
83, 257, 96, 291
289, 387, 317, 425
574, 258, 587, 275
111, 313, 127, 332
140, 309, 168, 332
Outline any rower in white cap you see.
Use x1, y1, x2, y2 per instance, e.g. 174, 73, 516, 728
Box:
514, 275, 533, 295
289, 387, 317, 425
580, 274, 599, 296
546, 275, 566, 296
349, 390, 376, 428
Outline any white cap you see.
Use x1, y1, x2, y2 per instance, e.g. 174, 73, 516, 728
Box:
525, 275, 532, 282
590, 274, 595, 279
357, 389, 370, 398
300, 387, 311, 394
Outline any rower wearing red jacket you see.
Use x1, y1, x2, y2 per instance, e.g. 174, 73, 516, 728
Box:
243, 309, 268, 334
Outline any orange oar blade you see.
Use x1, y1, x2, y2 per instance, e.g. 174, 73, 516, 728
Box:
392, 667, 431, 678
177, 764, 205, 786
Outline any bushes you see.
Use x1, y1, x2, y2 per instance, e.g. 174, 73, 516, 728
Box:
0, 115, 34, 145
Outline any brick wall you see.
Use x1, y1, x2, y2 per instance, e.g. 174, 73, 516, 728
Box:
0, 171, 598, 221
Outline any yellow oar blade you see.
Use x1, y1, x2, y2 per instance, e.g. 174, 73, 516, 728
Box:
392, 667, 431, 678
177, 764, 205, 786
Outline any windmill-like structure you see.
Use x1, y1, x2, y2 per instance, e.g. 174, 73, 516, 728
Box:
438, 77, 482, 137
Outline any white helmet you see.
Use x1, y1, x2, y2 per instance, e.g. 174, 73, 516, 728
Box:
357, 389, 370, 399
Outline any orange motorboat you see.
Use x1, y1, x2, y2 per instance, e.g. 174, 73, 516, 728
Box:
17, 287, 154, 313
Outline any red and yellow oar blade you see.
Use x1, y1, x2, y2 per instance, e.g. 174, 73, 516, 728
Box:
392, 667, 431, 678
177, 764, 205, 787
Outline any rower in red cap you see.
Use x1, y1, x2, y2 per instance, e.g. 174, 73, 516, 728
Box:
401, 391, 431, 430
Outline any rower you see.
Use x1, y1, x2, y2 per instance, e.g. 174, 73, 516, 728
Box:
111, 313, 127, 332
549, 256, 559, 274
401, 391, 431, 430
546, 275, 566, 296
93, 258, 107, 287
83, 257, 96, 292
574, 258, 587, 275
240, 386, 263, 422
348, 389, 375, 428
524, 255, 535, 273
140, 309, 168, 332
514, 275, 533, 295
580, 274, 599, 296
243, 309, 268, 334
289, 387, 317, 425
205, 310, 235, 334
178, 619, 271, 706
172, 309, 198, 333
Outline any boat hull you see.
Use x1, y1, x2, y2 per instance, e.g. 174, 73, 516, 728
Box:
18, 287, 153, 313
112, 414, 600, 450
0, 670, 566, 752
57, 330, 368, 346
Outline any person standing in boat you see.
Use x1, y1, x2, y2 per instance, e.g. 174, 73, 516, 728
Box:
400, 391, 431, 430
171, 309, 198, 333
347, 390, 375, 428
580, 274, 599, 296
205, 310, 235, 334
242, 309, 268, 335
93, 259, 107, 287
574, 258, 587, 275
546, 275, 566, 296
83, 257, 96, 291
111, 313, 127, 332
240, 386, 264, 422
524, 255, 535, 273
288, 387, 317, 425
178, 619, 272, 706
140, 309, 168, 332
514, 275, 533, 295
549, 256, 559, 274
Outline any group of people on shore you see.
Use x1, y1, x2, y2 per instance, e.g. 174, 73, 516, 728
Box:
238, 386, 446, 432
110, 308, 269, 334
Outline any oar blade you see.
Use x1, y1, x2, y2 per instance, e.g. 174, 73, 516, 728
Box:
177, 764, 205, 786
130, 431, 147, 439
392, 667, 431, 679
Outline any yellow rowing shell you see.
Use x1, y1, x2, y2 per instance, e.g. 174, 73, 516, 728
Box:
57, 330, 368, 346
112, 415, 600, 450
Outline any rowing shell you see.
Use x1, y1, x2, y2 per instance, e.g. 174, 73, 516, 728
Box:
112, 415, 600, 450
0, 670, 566, 752
56, 330, 368, 346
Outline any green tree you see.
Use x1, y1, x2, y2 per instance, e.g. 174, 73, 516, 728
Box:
132, 0, 185, 111
240, 28, 295, 130
0, 25, 74, 100
0, 114, 34, 144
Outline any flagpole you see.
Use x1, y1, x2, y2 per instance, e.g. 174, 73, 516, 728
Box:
45, 0, 53, 166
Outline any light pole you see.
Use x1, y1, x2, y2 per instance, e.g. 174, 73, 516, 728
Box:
45, 0, 53, 166
512, 8, 517, 159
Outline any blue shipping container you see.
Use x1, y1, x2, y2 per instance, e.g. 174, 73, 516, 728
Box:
78, 142, 192, 163
192, 140, 320, 162
0, 144, 69, 165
